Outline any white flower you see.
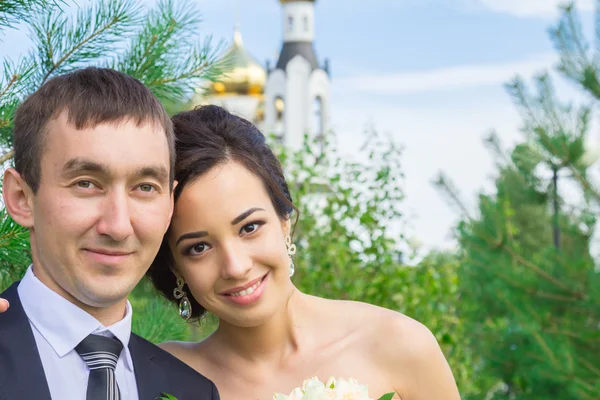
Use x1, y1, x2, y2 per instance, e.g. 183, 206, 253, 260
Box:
302, 377, 330, 400
289, 387, 306, 400
273, 376, 379, 400
332, 378, 371, 400
324, 377, 335, 388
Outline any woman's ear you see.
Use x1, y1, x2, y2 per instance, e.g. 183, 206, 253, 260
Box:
168, 261, 182, 280
3, 168, 35, 228
281, 217, 292, 238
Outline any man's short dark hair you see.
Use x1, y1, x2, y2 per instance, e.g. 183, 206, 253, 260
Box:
13, 67, 175, 193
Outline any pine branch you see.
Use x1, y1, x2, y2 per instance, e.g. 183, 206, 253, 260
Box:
0, 74, 17, 100
0, 0, 64, 34
549, 3, 600, 100
1, 0, 226, 165
578, 356, 600, 378
432, 171, 472, 219
464, 217, 591, 301
542, 328, 596, 346
0, 209, 31, 290
110, 0, 226, 103
0, 57, 36, 147
502, 244, 584, 297
500, 294, 563, 368
483, 131, 511, 165
575, 387, 596, 400
0, 57, 36, 100
507, 74, 600, 207
130, 278, 192, 343
28, 0, 141, 87
150, 37, 227, 96
131, 297, 191, 343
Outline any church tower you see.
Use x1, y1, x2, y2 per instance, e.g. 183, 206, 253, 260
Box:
264, 0, 331, 150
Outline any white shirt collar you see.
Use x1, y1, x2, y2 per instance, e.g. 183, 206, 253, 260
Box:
18, 265, 135, 371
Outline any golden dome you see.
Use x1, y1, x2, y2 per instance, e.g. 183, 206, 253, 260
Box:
208, 28, 266, 97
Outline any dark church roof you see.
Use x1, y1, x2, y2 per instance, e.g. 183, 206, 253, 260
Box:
275, 41, 319, 71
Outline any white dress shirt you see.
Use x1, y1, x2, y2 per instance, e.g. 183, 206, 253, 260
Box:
18, 266, 140, 400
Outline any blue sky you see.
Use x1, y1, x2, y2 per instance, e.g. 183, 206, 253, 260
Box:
2, 0, 597, 253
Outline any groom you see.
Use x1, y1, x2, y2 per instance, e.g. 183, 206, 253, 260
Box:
0, 68, 218, 400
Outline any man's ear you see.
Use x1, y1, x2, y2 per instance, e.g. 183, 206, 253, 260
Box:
3, 168, 35, 228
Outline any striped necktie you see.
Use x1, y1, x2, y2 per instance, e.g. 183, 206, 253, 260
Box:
76, 334, 123, 400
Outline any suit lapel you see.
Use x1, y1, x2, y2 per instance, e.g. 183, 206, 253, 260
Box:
0, 282, 52, 400
129, 334, 169, 400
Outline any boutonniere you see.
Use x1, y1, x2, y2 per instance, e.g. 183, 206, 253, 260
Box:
157, 394, 178, 400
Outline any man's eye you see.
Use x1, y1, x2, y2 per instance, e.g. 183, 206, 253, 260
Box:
76, 181, 95, 189
139, 184, 155, 193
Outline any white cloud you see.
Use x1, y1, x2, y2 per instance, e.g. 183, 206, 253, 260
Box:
469, 0, 594, 18
336, 53, 556, 94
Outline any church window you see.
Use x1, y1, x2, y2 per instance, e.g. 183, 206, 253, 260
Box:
275, 96, 285, 121
312, 96, 323, 138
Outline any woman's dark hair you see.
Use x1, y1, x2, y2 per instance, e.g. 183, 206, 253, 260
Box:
148, 105, 297, 321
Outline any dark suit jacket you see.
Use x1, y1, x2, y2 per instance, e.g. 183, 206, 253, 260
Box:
0, 282, 220, 400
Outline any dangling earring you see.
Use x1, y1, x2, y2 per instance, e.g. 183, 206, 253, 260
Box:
285, 234, 297, 277
173, 277, 192, 321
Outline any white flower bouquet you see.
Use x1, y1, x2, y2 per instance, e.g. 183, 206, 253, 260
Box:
273, 376, 395, 400
159, 376, 395, 400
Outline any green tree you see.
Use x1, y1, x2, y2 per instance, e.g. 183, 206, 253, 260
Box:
435, 3, 600, 399
277, 128, 404, 305
0, 0, 224, 342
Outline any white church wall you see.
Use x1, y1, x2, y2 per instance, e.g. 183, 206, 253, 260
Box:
264, 69, 287, 136
308, 69, 330, 136
285, 55, 312, 150
206, 95, 261, 123
281, 1, 315, 43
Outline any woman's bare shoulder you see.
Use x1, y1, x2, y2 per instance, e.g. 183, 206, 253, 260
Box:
323, 297, 417, 332
318, 298, 425, 347
340, 302, 443, 369
326, 300, 460, 398
366, 307, 460, 399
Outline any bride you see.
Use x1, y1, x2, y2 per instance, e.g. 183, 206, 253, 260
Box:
0, 105, 460, 399
147, 105, 461, 400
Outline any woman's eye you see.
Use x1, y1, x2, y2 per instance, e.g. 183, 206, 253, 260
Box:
189, 243, 210, 255
241, 222, 262, 235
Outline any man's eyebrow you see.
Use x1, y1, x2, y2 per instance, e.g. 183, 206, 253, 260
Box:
60, 158, 169, 183
135, 166, 169, 183
61, 158, 109, 177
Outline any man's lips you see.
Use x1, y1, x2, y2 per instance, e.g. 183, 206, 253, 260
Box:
83, 248, 135, 265
219, 273, 268, 296
84, 248, 134, 256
